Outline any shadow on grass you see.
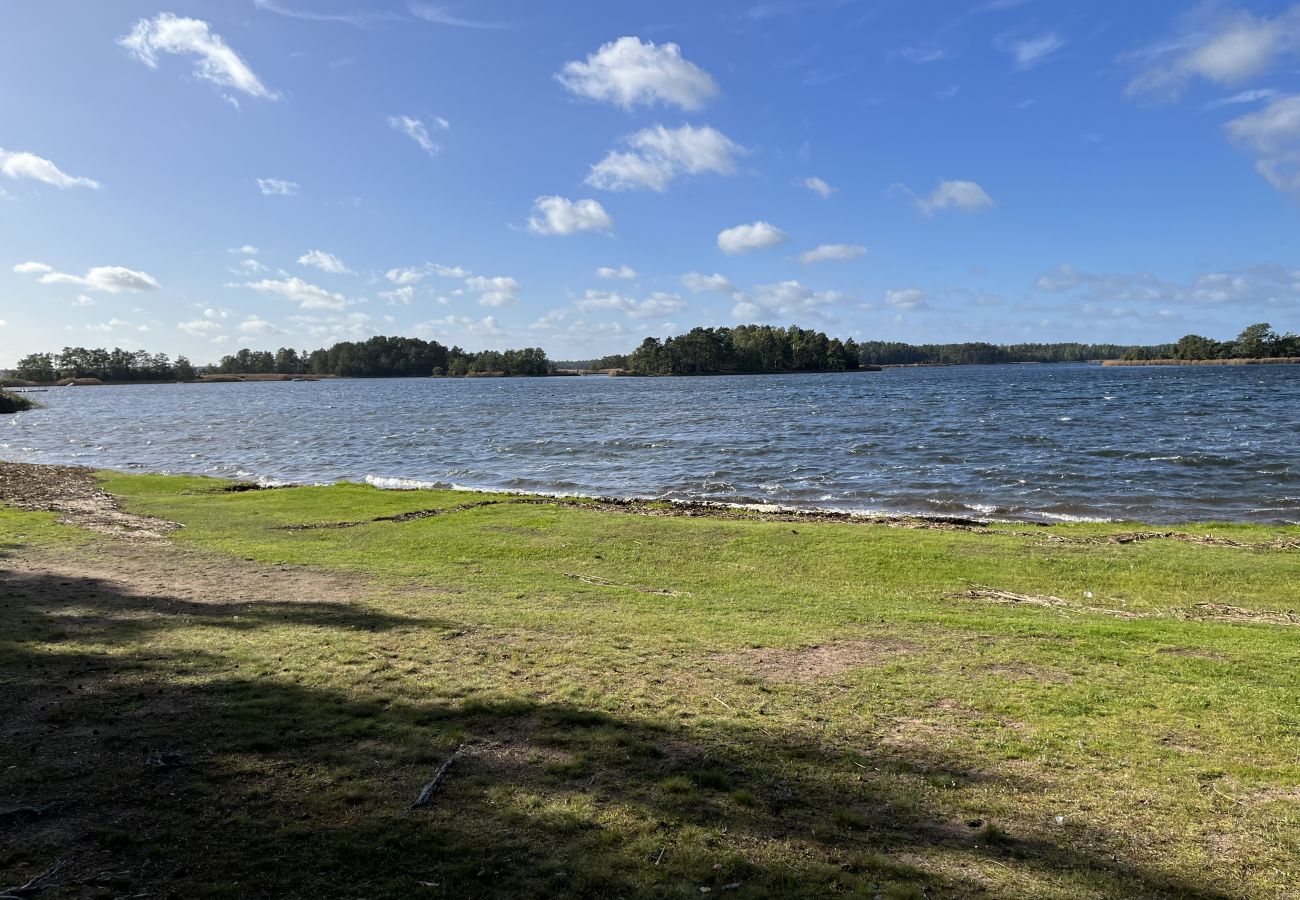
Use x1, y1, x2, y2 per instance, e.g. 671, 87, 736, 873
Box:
0, 563, 1234, 900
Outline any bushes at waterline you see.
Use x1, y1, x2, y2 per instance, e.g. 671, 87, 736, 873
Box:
0, 389, 39, 413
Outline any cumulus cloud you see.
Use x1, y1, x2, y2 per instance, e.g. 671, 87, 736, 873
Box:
388, 114, 448, 156
298, 249, 353, 274
1006, 32, 1065, 69
717, 221, 787, 255
16, 262, 160, 293
1225, 93, 1300, 196
905, 179, 995, 216
801, 175, 836, 198
413, 314, 504, 337
178, 318, 222, 336
1125, 6, 1300, 102
730, 280, 847, 320
385, 266, 426, 285
0, 150, 100, 189
257, 178, 298, 196
119, 12, 277, 101
230, 257, 269, 275
466, 275, 520, 307
587, 124, 743, 192
238, 315, 280, 335
228, 244, 259, 255
526, 196, 614, 235
597, 265, 637, 280
681, 272, 736, 294
883, 288, 927, 310
244, 276, 347, 310
576, 289, 687, 319
798, 243, 866, 264
289, 312, 376, 341
380, 286, 416, 305
556, 36, 718, 111
1035, 261, 1300, 310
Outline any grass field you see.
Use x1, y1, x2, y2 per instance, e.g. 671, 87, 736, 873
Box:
2, 471, 1298, 898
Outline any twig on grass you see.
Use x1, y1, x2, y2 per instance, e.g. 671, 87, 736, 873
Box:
410, 745, 463, 809
0, 859, 67, 900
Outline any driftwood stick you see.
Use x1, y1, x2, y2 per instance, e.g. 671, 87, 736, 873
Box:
410, 745, 463, 809
0, 801, 65, 821
0, 859, 67, 900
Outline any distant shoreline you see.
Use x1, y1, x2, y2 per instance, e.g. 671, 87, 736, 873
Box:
1101, 357, 1300, 367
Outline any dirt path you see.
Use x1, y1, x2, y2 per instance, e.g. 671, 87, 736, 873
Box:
0, 459, 388, 616
0, 461, 179, 540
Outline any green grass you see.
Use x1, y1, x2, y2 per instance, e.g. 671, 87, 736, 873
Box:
3, 472, 1299, 898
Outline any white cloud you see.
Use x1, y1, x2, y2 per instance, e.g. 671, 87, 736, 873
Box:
1125, 7, 1300, 101
731, 280, 846, 319
244, 276, 347, 310
587, 124, 743, 192
681, 272, 735, 294
388, 114, 448, 156
73, 294, 96, 307
119, 12, 277, 101
380, 286, 416, 305
298, 249, 353, 274
1035, 261, 1300, 310
1204, 87, 1281, 110
238, 315, 279, 335
230, 258, 269, 275
385, 266, 426, 285
17, 262, 160, 293
801, 175, 836, 198
413, 314, 504, 337
907, 179, 995, 216
1225, 93, 1300, 196
1007, 33, 1065, 69
597, 265, 637, 280
466, 275, 520, 307
896, 44, 947, 64
527, 196, 614, 236
576, 289, 686, 319
798, 243, 866, 264
289, 312, 376, 340
406, 3, 504, 29
717, 221, 787, 255
883, 288, 927, 310
556, 36, 718, 111
178, 318, 222, 336
257, 178, 298, 196
229, 244, 259, 255
0, 150, 100, 190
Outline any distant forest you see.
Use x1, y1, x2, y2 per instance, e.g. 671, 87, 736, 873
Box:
10, 337, 552, 381
9, 323, 1297, 383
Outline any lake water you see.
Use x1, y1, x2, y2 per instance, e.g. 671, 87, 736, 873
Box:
4, 365, 1299, 523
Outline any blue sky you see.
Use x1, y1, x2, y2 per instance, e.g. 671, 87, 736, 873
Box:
2, 0, 1299, 365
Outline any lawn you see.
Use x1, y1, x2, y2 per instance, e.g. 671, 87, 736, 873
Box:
2, 472, 1297, 898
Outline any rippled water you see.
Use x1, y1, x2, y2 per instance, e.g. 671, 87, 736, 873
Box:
4, 365, 1299, 523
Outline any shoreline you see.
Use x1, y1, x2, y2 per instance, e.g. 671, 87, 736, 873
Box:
5, 458, 1297, 530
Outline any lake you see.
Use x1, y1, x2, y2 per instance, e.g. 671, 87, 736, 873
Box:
3, 364, 1298, 523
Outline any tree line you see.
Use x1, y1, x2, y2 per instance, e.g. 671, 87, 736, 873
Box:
10, 323, 1296, 384
12, 348, 197, 383
1124, 323, 1299, 361
10, 336, 552, 382
622, 325, 863, 375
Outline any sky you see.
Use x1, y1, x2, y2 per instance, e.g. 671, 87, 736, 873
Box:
2, 0, 1300, 366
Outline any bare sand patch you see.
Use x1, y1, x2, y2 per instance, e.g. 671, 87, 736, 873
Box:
718, 638, 915, 683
